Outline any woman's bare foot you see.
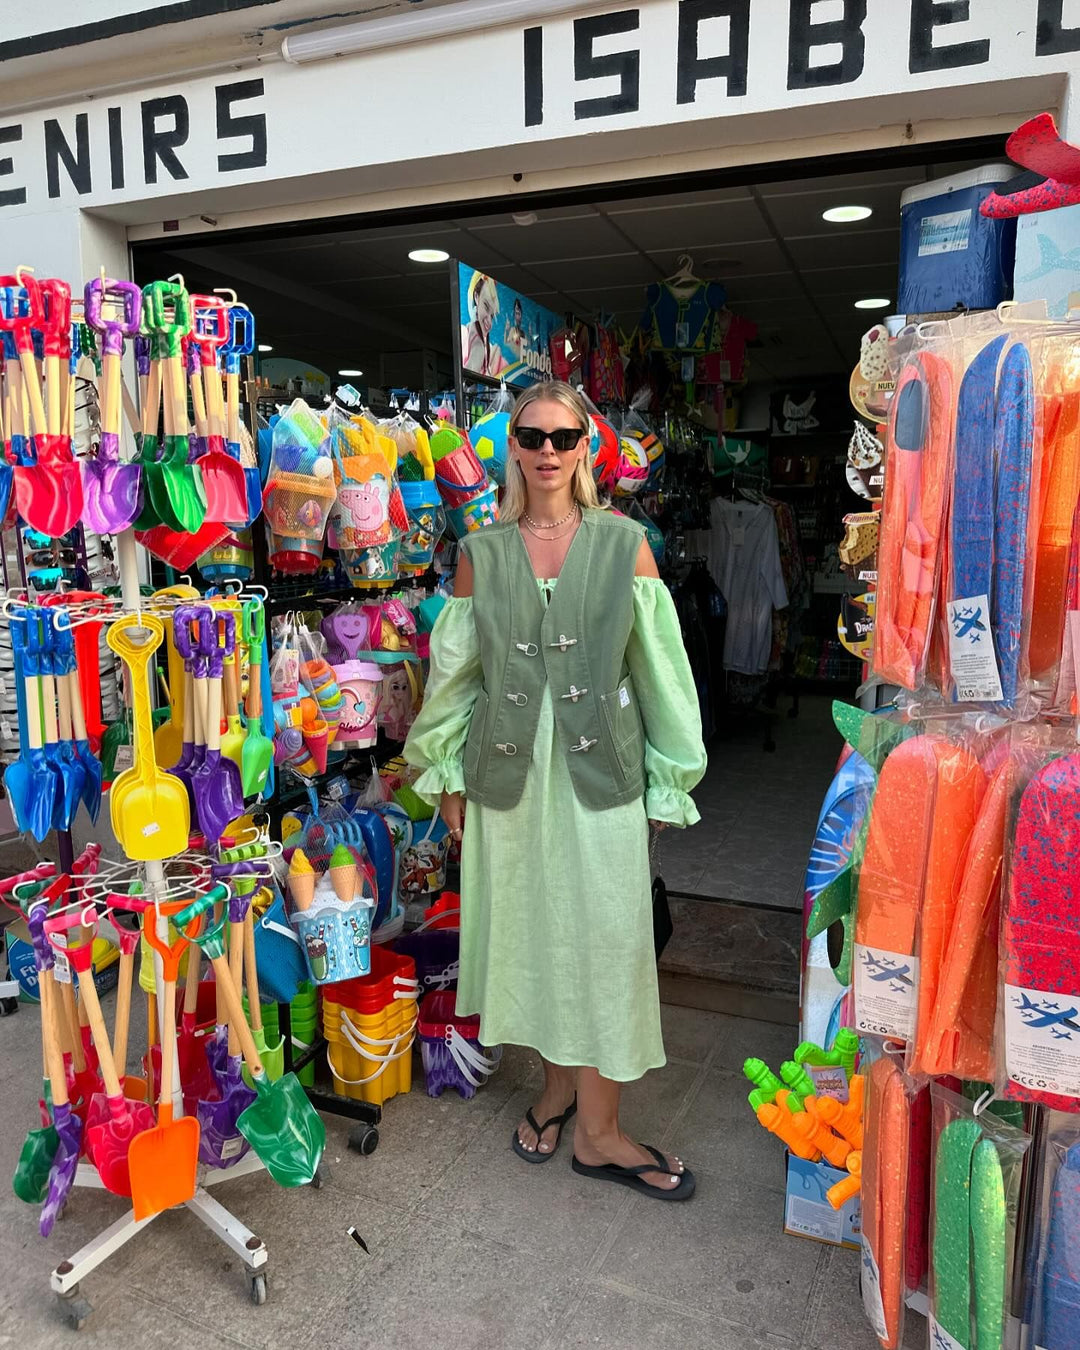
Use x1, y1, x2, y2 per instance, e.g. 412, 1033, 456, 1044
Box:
516, 1065, 577, 1156
573, 1127, 685, 1190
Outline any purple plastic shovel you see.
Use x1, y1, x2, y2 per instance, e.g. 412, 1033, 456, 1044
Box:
82, 278, 144, 533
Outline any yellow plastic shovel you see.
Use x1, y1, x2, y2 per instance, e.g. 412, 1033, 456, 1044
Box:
106, 615, 191, 862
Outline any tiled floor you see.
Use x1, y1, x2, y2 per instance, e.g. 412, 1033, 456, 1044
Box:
659, 693, 843, 910
0, 998, 920, 1350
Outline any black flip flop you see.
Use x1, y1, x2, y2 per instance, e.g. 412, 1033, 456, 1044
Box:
511, 1097, 578, 1164
572, 1144, 696, 1201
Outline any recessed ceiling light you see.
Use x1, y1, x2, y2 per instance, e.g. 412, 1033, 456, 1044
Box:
257, 343, 273, 352
512, 211, 538, 227
338, 368, 363, 376
854, 297, 891, 310
823, 204, 873, 223
408, 248, 449, 263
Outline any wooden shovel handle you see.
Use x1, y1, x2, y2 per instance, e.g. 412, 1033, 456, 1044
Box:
60, 978, 86, 1072
210, 952, 264, 1078
113, 948, 135, 1081
40, 669, 60, 747
18, 348, 47, 438
24, 672, 44, 751
56, 672, 74, 742
189, 362, 208, 438
183, 941, 202, 1017
158, 975, 178, 1120
40, 972, 69, 1109
67, 670, 89, 744
46, 353, 60, 438
227, 918, 244, 1057
205, 674, 223, 755
243, 908, 263, 1034
75, 964, 123, 1099
141, 361, 162, 439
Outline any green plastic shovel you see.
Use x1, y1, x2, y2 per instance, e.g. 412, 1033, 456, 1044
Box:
13, 965, 59, 1204
240, 601, 273, 798
176, 891, 324, 1188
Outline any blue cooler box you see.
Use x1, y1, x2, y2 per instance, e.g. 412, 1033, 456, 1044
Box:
898, 165, 1016, 315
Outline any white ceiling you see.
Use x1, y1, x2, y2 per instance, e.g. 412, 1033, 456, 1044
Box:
142, 157, 986, 387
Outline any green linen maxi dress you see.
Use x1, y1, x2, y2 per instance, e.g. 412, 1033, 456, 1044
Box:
405, 574, 706, 1082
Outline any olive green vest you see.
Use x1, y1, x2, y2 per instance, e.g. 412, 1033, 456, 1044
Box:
460, 509, 647, 812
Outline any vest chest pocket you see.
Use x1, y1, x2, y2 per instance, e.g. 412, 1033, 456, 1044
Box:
600, 676, 645, 780
463, 687, 490, 783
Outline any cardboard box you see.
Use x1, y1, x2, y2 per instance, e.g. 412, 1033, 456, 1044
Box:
784, 1152, 861, 1249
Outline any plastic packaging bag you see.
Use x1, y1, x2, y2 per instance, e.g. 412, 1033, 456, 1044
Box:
429, 423, 499, 539
999, 724, 1080, 1114
470, 382, 513, 487
860, 1050, 914, 1349
613, 393, 659, 497
1028, 1111, 1080, 1348
328, 410, 409, 586
262, 399, 336, 573
928, 1082, 1031, 1350
380, 409, 433, 482
872, 339, 957, 692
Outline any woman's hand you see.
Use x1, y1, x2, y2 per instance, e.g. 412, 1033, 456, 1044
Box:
441, 791, 466, 844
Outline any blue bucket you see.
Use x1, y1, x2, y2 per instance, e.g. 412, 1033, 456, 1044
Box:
442, 481, 499, 540
399, 480, 446, 571
291, 895, 373, 985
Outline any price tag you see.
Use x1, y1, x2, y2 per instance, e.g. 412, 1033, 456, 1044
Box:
52, 934, 71, 985
113, 745, 135, 773
1, 720, 13, 740
947, 594, 1002, 702
861, 1243, 887, 1340
732, 526, 746, 547
1004, 981, 1080, 1100
854, 942, 918, 1040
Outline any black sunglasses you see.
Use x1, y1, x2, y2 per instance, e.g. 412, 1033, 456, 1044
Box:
513, 426, 586, 452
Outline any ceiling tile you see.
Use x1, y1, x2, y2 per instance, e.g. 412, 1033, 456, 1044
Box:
786, 229, 900, 271
761, 183, 910, 237
461, 213, 627, 265
613, 199, 769, 251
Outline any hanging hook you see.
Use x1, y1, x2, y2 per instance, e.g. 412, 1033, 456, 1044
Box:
14, 265, 35, 286
213, 287, 238, 306
167, 273, 185, 290
972, 1087, 994, 1118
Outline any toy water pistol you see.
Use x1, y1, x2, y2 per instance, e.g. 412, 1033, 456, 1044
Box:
794, 1028, 859, 1080
745, 1050, 866, 1178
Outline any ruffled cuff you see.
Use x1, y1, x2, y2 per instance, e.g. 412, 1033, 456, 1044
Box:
412, 760, 467, 807
646, 783, 701, 829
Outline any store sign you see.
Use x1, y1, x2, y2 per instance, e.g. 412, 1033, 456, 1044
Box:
522, 0, 1080, 127
457, 263, 561, 387
1, 1, 1078, 218
0, 77, 266, 207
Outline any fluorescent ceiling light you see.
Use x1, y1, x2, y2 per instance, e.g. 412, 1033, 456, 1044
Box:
338, 368, 363, 376
257, 343, 273, 352
512, 212, 538, 227
409, 248, 449, 264
854, 298, 891, 310
282, 0, 590, 63
823, 205, 872, 223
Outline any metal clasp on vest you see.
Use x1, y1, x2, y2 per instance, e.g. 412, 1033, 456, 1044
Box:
560, 685, 587, 703
495, 742, 518, 756
506, 692, 529, 707
548, 634, 577, 652
515, 642, 539, 657
568, 735, 597, 753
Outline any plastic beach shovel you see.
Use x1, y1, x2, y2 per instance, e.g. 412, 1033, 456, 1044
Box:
106, 614, 191, 862
4, 606, 57, 842
244, 901, 285, 1082
191, 294, 248, 527
192, 610, 244, 843
53, 925, 155, 1197
176, 892, 325, 1187
128, 911, 201, 1221
197, 887, 256, 1168
13, 909, 59, 1205
39, 932, 84, 1237
241, 600, 273, 797
144, 280, 206, 533
82, 277, 144, 533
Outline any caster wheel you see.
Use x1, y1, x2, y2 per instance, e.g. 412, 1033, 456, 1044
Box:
0, 997, 18, 1017
348, 1124, 379, 1156
250, 1274, 267, 1306
59, 1294, 92, 1330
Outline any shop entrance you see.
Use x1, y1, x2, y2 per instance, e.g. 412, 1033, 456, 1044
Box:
131, 133, 1006, 1013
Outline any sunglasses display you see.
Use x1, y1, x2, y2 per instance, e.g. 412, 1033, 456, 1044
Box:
512, 426, 585, 452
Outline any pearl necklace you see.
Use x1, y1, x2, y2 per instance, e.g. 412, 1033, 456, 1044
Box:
523, 504, 579, 531
522, 509, 581, 542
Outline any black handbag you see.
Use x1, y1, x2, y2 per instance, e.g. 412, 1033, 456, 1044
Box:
649, 826, 673, 959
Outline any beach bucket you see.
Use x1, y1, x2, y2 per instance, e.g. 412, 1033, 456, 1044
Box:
440, 478, 499, 540
332, 660, 384, 749
398, 480, 445, 573
417, 992, 501, 1100
290, 893, 373, 985
322, 948, 418, 1106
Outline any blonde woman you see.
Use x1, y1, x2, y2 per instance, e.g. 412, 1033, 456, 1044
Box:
405, 382, 706, 1200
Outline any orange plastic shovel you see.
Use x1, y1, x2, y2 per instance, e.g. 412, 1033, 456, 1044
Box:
128, 908, 201, 1221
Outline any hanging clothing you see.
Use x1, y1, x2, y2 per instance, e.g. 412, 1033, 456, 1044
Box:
694, 497, 789, 675
404, 575, 706, 1083
639, 281, 728, 352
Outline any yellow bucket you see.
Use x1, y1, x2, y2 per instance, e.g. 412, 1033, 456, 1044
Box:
323, 991, 417, 1106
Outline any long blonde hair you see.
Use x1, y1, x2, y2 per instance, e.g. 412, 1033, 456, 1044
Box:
499, 382, 602, 523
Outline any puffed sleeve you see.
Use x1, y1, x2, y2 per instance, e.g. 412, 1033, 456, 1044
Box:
403, 597, 482, 804
625, 577, 707, 827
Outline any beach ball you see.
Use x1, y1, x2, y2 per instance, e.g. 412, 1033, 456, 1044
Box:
472, 409, 510, 487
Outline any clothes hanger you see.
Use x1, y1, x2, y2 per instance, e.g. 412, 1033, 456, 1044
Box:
663, 254, 702, 299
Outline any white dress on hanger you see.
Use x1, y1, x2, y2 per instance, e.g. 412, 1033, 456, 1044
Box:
697, 497, 788, 675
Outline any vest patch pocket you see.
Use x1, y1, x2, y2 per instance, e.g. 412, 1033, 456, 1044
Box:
600, 676, 644, 780
464, 687, 490, 784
